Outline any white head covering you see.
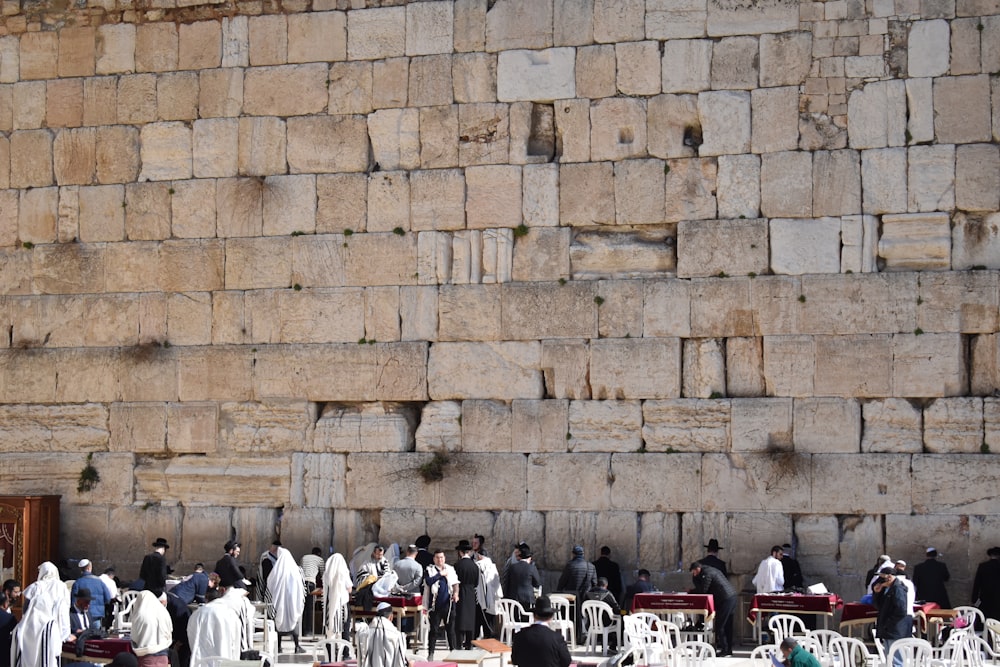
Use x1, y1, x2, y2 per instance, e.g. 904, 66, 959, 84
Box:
12, 561, 70, 667
267, 546, 305, 633
213, 586, 255, 652
323, 553, 353, 638
188, 600, 243, 665
130, 590, 173, 655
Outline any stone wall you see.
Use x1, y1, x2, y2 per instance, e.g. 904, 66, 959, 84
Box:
1, 0, 1000, 613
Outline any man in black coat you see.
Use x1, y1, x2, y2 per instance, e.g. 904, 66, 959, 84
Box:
556, 545, 597, 637
874, 566, 913, 667
511, 596, 571, 667
138, 537, 171, 596
592, 547, 624, 604
912, 548, 951, 608
699, 539, 728, 577
689, 562, 737, 656
972, 547, 1000, 621
454, 540, 480, 650
503, 546, 541, 610
214, 540, 246, 589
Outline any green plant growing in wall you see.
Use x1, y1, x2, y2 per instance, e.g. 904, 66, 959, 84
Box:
78, 453, 100, 493
418, 450, 451, 483
513, 224, 529, 238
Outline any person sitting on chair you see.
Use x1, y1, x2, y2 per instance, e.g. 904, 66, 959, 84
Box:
358, 602, 408, 667
511, 596, 571, 667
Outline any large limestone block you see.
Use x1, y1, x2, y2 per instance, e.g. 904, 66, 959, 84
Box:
435, 454, 528, 510
116, 74, 157, 125
567, 400, 641, 452
135, 23, 177, 73
893, 333, 966, 397
726, 337, 765, 397
862, 399, 922, 453
596, 279, 643, 339
342, 453, 430, 509
409, 55, 453, 108
428, 342, 541, 400
178, 21, 221, 71
291, 453, 346, 508
31, 243, 105, 295
485, 0, 552, 51
711, 36, 758, 90
616, 41, 661, 96
953, 213, 1000, 270
18, 187, 58, 244
0, 37, 16, 84
497, 48, 575, 102
593, 0, 644, 42
0, 452, 132, 506
934, 75, 992, 144
238, 116, 286, 177
793, 398, 861, 453
19, 32, 58, 80
313, 402, 413, 453
139, 123, 191, 182
364, 286, 402, 343
405, 1, 453, 56
908, 20, 950, 77
110, 403, 166, 453
526, 453, 609, 510
502, 282, 595, 339
328, 62, 372, 115
908, 145, 955, 213
10, 130, 53, 188
368, 109, 419, 172
512, 399, 569, 453
512, 227, 569, 282
372, 57, 409, 109
293, 234, 350, 286
879, 213, 951, 271
275, 289, 365, 343
157, 72, 198, 121
956, 144, 1000, 212
612, 453, 702, 511
642, 399, 730, 452
216, 178, 263, 237
769, 218, 841, 275
453, 53, 496, 104
665, 157, 717, 223
410, 169, 464, 231
906, 78, 934, 145
96, 24, 135, 75
643, 280, 692, 338
177, 346, 252, 401
540, 340, 590, 400
716, 154, 760, 219
136, 456, 290, 506
165, 402, 217, 454
813, 150, 861, 217
861, 148, 907, 215
912, 455, 1000, 514
682, 338, 725, 398
79, 185, 125, 242
438, 284, 501, 341
116, 345, 179, 402
751, 86, 799, 153
367, 171, 409, 233
759, 32, 812, 87
613, 159, 665, 225
706, 0, 799, 36
848, 80, 906, 149
263, 175, 315, 236
560, 163, 614, 225
288, 115, 369, 174
555, 98, 590, 163
569, 227, 676, 279
347, 7, 406, 60
418, 105, 459, 169
13, 81, 46, 131
661, 39, 712, 94
676, 218, 769, 278
701, 452, 811, 512
761, 335, 815, 396
730, 398, 792, 451
343, 232, 418, 287
53, 127, 96, 186
198, 68, 244, 118
590, 97, 647, 161
458, 103, 510, 166
798, 273, 917, 335
698, 90, 750, 156
225, 237, 291, 289
0, 403, 109, 452
124, 183, 170, 241
916, 271, 998, 333
575, 45, 616, 99
923, 397, 984, 453
522, 163, 558, 228
287, 12, 346, 64
460, 400, 512, 453
988, 397, 1000, 452
647, 94, 699, 159
171, 180, 216, 239
454, 0, 487, 53
646, 0, 706, 39
590, 338, 681, 400
633, 512, 681, 577
96, 125, 140, 185
815, 334, 893, 398
761, 152, 812, 218
466, 164, 521, 229
689, 278, 755, 336
243, 64, 328, 116
46, 79, 83, 129
192, 118, 238, 178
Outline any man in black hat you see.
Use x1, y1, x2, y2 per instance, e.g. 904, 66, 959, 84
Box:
700, 539, 728, 576
689, 562, 737, 656
593, 546, 624, 603
415, 535, 433, 569
454, 540, 480, 650
781, 544, 804, 590
912, 548, 951, 608
511, 596, 571, 667
215, 541, 246, 590
138, 538, 171, 597
502, 545, 541, 611
973, 547, 1000, 621
69, 587, 95, 636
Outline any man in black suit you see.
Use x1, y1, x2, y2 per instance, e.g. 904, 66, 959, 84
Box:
972, 546, 1000, 621
689, 562, 737, 656
69, 587, 95, 636
138, 537, 171, 596
699, 539, 728, 576
502, 545, 541, 610
0, 592, 17, 667
511, 596, 571, 667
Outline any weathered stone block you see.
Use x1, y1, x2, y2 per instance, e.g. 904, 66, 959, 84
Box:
879, 212, 951, 271
934, 75, 992, 146
792, 398, 861, 453
466, 164, 522, 229
328, 61, 372, 115
706, 0, 799, 36
452, 53, 496, 104
225, 237, 291, 289
698, 90, 750, 156
676, 218, 768, 278
178, 20, 221, 70
367, 171, 409, 233
405, 1, 453, 56
862, 398, 922, 453
906, 78, 934, 145
956, 144, 1000, 212
769, 218, 841, 275
512, 227, 569, 282
912, 454, 1000, 514
438, 284, 500, 341
117, 74, 157, 124
135, 23, 178, 73
566, 400, 641, 453
861, 148, 906, 215
243, 64, 328, 117
615, 40, 660, 96
908, 20, 950, 77
262, 175, 315, 236
682, 338, 725, 398
0, 403, 109, 453
893, 333, 966, 397
642, 399, 729, 453
192, 118, 238, 178
588, 338, 681, 400
248, 15, 286, 66
848, 80, 906, 149
428, 342, 541, 400
924, 397, 983, 454
512, 399, 569, 453
560, 162, 614, 225
288, 115, 369, 174
79, 185, 124, 242
315, 402, 414, 453
711, 36, 758, 90
110, 403, 166, 453
527, 453, 609, 511
367, 109, 419, 172
417, 105, 458, 169
908, 145, 955, 213
18, 187, 58, 244
501, 282, 594, 339
136, 456, 289, 506
287, 11, 346, 64
497, 48, 575, 103
664, 157, 717, 223
702, 452, 810, 512
646, 94, 698, 159
237, 116, 285, 177
171, 179, 216, 239
19, 32, 58, 80
53, 127, 95, 186
291, 453, 346, 509
216, 178, 263, 238
96, 24, 135, 75
540, 340, 589, 400
761, 152, 813, 218
716, 154, 760, 219
575, 45, 615, 99
347, 7, 406, 60
58, 27, 95, 79
10, 129, 53, 188
522, 163, 558, 228
407, 55, 452, 108
751, 86, 799, 153
373, 57, 409, 109
139, 122, 191, 182
2, 452, 132, 506
570, 228, 676, 280
759, 32, 812, 87
165, 402, 217, 453
612, 159, 664, 225
459, 400, 511, 453
198, 68, 243, 118
661, 39, 712, 93
952, 213, 1000, 270
646, 0, 706, 39
812, 453, 913, 514
458, 103, 510, 166
590, 97, 647, 161
485, 0, 553, 51
14, 81, 46, 130
156, 72, 198, 121
730, 397, 792, 451
726, 336, 765, 397
555, 98, 590, 163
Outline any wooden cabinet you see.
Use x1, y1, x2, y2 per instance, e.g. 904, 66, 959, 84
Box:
0, 495, 60, 615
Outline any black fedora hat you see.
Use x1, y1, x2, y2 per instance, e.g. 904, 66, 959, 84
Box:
456, 539, 473, 551
532, 595, 556, 616
705, 538, 723, 550
152, 537, 170, 549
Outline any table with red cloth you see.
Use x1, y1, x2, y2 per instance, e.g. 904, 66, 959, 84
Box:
747, 593, 843, 643
839, 601, 941, 637
631, 593, 716, 621
350, 594, 424, 645
61, 637, 134, 664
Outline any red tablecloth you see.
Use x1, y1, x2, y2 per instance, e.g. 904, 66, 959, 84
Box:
840, 601, 940, 626
631, 593, 716, 616
747, 594, 843, 623
61, 637, 134, 660
377, 594, 422, 607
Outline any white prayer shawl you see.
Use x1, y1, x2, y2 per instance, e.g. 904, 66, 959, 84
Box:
752, 555, 785, 594
99, 573, 119, 600
475, 556, 503, 614
323, 553, 353, 639
422, 563, 458, 611
350, 543, 378, 582
130, 590, 173, 656
12, 562, 69, 667
187, 601, 242, 666
358, 616, 408, 667
215, 587, 255, 651
267, 547, 305, 633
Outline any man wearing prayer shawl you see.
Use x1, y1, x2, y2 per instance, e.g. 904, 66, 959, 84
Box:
212, 585, 255, 654
323, 553, 353, 640
129, 591, 173, 667
358, 602, 408, 667
267, 546, 305, 653
12, 562, 70, 667
187, 599, 242, 666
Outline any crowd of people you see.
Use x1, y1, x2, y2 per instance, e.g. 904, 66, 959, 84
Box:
2, 534, 1000, 667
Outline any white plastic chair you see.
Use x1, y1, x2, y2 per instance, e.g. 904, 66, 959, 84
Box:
798, 636, 829, 666
770, 614, 809, 643
960, 634, 1000, 666
750, 644, 779, 667
581, 599, 621, 656
622, 614, 670, 666
829, 636, 878, 667
315, 638, 355, 663
810, 629, 844, 656
113, 590, 141, 633
886, 637, 935, 667
548, 595, 576, 648
673, 640, 716, 667
986, 619, 1000, 651
955, 607, 988, 636
497, 599, 534, 645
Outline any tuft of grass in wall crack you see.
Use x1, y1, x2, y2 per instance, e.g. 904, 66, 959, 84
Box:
594, 295, 604, 306
393, 227, 405, 236
513, 223, 529, 238
78, 453, 100, 493
418, 450, 451, 483
798, 294, 806, 303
